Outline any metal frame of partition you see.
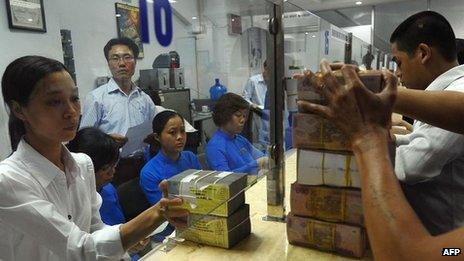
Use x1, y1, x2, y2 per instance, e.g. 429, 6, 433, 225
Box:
265, 0, 286, 221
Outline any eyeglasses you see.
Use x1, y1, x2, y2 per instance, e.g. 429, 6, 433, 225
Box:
109, 55, 135, 64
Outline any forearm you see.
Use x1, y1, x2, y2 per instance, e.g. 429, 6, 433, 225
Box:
119, 205, 164, 250
394, 89, 464, 134
352, 129, 431, 260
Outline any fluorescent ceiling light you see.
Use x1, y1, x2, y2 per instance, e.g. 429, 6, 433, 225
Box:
147, 0, 176, 2
355, 1, 363, 5
192, 16, 198, 20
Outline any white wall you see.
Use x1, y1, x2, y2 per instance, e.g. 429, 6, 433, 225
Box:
343, 25, 372, 44
319, 21, 346, 63
0, 0, 63, 159
431, 0, 464, 38
196, 0, 265, 97
0, 0, 197, 159
373, 0, 426, 51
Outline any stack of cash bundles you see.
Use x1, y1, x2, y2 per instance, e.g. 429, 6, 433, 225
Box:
167, 170, 250, 248
287, 70, 385, 258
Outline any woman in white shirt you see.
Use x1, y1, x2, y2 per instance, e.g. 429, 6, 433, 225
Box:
0, 56, 187, 260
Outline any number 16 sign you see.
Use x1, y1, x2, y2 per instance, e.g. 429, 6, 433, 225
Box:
139, 0, 173, 47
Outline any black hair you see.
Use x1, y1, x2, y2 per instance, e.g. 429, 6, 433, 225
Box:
152, 110, 184, 136
67, 127, 120, 172
390, 11, 457, 62
1, 56, 68, 151
103, 37, 140, 61
212, 93, 249, 127
456, 38, 464, 65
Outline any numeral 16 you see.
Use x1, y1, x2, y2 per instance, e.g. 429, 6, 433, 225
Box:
139, 0, 173, 47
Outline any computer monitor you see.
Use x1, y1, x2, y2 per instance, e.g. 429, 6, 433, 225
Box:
157, 89, 192, 123
192, 99, 216, 112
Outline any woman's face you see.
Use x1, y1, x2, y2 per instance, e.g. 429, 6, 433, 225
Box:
222, 109, 248, 135
158, 116, 186, 155
16, 70, 80, 144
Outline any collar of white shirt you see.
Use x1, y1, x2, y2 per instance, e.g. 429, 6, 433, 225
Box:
426, 64, 464, 91
15, 139, 80, 188
251, 73, 265, 83
106, 78, 140, 95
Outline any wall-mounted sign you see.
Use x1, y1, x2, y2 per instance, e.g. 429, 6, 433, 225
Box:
324, 30, 329, 55
139, 0, 173, 47
116, 3, 145, 58
228, 13, 242, 35
5, 0, 46, 32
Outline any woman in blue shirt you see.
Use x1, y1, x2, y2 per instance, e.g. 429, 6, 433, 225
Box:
68, 127, 125, 225
140, 111, 202, 205
206, 93, 268, 174
68, 127, 149, 258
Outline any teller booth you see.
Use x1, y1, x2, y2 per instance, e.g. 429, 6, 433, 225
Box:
0, 0, 407, 260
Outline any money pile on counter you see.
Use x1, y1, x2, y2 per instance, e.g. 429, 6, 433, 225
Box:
287, 70, 384, 258
168, 169, 250, 248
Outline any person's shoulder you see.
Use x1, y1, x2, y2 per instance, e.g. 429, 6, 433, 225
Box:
206, 132, 227, 148
0, 157, 20, 179
88, 83, 109, 97
249, 74, 263, 82
141, 154, 164, 175
182, 150, 198, 160
70, 152, 95, 173
84, 85, 108, 106
448, 73, 464, 91
100, 183, 117, 196
138, 88, 155, 103
235, 134, 251, 144
0, 156, 36, 192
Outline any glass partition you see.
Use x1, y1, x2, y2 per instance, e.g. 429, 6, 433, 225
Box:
431, 0, 464, 39
373, 0, 427, 52
138, 0, 286, 256
12, 0, 464, 259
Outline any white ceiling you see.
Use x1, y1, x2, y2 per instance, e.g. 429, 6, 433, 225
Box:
287, 0, 411, 11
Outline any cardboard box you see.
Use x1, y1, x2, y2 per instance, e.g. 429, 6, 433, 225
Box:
297, 70, 383, 104
287, 212, 367, 258
297, 149, 360, 188
179, 204, 251, 249
293, 113, 349, 151
167, 169, 247, 217
290, 183, 363, 226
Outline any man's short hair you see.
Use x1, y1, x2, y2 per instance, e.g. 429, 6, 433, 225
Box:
212, 93, 250, 127
456, 38, 464, 65
103, 37, 140, 61
390, 11, 456, 62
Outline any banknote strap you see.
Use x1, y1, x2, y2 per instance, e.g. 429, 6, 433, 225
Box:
344, 155, 352, 187
321, 152, 326, 184
307, 221, 336, 250
340, 190, 347, 222
320, 118, 325, 147
194, 170, 217, 191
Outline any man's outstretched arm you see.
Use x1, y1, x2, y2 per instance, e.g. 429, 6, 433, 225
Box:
395, 88, 464, 134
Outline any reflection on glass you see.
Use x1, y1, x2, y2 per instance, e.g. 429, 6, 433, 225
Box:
139, 0, 277, 256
